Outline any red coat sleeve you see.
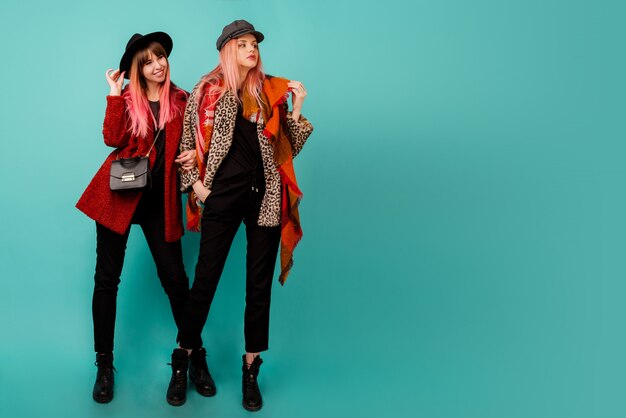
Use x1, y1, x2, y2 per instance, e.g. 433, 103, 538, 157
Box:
102, 95, 130, 148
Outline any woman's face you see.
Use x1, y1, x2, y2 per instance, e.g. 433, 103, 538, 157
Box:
236, 34, 259, 70
142, 50, 168, 85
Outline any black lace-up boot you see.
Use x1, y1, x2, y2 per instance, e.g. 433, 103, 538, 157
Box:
189, 347, 216, 396
242, 355, 263, 411
166, 348, 189, 406
92, 353, 115, 403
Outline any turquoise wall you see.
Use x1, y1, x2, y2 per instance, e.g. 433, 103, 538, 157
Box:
1, 0, 625, 417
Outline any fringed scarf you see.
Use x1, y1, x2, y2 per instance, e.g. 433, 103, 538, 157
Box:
185, 76, 303, 284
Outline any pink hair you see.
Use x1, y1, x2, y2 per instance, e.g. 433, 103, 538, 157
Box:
196, 38, 265, 109
192, 38, 265, 148
123, 42, 180, 138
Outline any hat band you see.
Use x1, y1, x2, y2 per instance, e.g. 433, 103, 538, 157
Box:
221, 28, 259, 48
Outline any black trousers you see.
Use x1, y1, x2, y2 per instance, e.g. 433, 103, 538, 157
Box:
178, 177, 281, 353
92, 186, 189, 353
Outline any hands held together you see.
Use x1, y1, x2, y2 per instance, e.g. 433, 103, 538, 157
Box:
175, 150, 196, 171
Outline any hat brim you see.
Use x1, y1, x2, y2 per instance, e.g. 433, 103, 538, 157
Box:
119, 32, 173, 79
217, 29, 264, 51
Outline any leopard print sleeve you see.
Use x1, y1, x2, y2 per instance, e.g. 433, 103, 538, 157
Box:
178, 130, 200, 193
178, 86, 202, 192
284, 103, 314, 158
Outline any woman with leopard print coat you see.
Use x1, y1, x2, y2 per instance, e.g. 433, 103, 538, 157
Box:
164, 21, 313, 411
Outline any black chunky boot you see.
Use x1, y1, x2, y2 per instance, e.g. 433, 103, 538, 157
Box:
189, 347, 216, 396
166, 348, 189, 406
92, 353, 115, 403
242, 355, 263, 412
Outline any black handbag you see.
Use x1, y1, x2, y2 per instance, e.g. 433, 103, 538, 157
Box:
109, 128, 162, 191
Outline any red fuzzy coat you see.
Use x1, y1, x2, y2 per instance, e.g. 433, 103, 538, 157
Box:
76, 88, 188, 242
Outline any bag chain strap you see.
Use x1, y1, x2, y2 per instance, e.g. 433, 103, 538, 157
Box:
144, 127, 163, 157
114, 127, 163, 160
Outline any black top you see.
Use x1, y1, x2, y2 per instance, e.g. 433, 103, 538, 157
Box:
149, 101, 165, 181
213, 106, 264, 184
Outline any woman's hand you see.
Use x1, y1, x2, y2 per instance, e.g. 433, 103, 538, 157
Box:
175, 150, 197, 170
192, 180, 210, 204
288, 80, 307, 121
105, 69, 125, 96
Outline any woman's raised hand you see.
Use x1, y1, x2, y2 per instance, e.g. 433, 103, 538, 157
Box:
288, 81, 307, 121
105, 69, 125, 96
175, 150, 197, 171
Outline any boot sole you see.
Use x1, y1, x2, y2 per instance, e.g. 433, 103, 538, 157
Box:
167, 397, 186, 407
194, 386, 216, 397
242, 401, 262, 412
93, 394, 113, 404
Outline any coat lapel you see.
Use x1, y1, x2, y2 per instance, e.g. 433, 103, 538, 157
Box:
203, 91, 238, 187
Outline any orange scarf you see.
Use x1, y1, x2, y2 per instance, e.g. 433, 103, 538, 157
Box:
186, 76, 303, 284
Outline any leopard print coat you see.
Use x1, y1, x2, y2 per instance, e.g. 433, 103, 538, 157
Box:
179, 89, 313, 227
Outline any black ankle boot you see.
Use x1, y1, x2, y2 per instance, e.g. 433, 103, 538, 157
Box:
189, 347, 216, 396
93, 352, 115, 403
242, 355, 263, 412
166, 348, 189, 406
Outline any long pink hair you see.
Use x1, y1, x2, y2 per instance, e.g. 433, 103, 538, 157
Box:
191, 38, 265, 150
123, 42, 180, 138
196, 38, 265, 109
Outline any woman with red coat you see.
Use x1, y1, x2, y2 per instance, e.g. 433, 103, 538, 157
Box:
76, 32, 194, 404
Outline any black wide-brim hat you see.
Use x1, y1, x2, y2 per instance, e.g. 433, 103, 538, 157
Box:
119, 31, 173, 79
216, 20, 264, 51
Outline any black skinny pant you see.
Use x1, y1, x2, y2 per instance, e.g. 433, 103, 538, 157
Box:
179, 177, 281, 353
92, 186, 189, 353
